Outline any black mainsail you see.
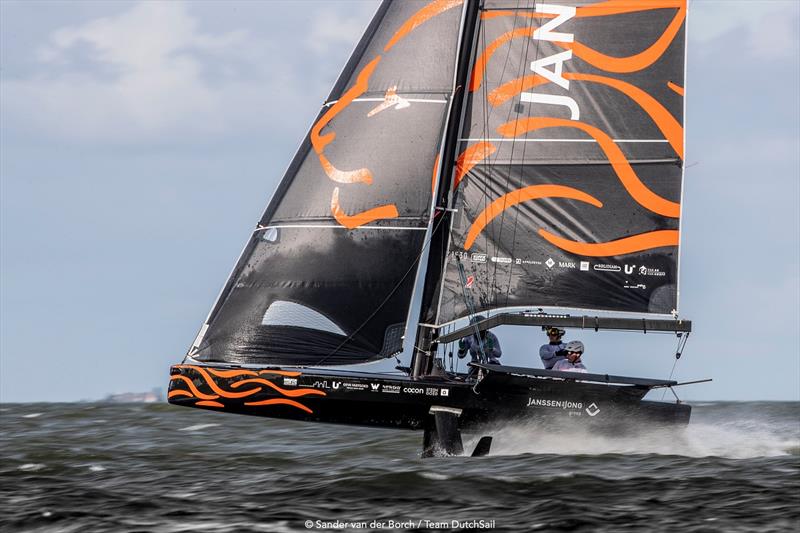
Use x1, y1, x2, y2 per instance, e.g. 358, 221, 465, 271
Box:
421, 0, 687, 326
189, 1, 466, 366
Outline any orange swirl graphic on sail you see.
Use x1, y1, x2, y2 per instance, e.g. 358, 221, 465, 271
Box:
431, 153, 441, 195
244, 398, 314, 414
471, 27, 536, 92
464, 185, 603, 250
169, 375, 219, 401
472, 2, 684, 89
454, 142, 497, 189
196, 400, 225, 408
231, 378, 326, 398
490, 73, 683, 159
331, 187, 399, 230
385, 0, 464, 52
496, 117, 680, 218
538, 229, 679, 256
667, 81, 684, 96
488, 74, 549, 107
482, 1, 683, 20
555, 4, 685, 73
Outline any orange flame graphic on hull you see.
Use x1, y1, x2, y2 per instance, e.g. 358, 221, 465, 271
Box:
168, 365, 324, 414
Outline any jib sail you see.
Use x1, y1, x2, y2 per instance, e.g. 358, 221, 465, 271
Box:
190, 0, 466, 365
429, 0, 687, 324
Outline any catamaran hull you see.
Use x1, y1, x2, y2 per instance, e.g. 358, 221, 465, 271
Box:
168, 364, 691, 436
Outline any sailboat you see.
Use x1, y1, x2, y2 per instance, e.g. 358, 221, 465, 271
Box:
168, 0, 701, 456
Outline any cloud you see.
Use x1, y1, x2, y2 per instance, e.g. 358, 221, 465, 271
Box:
1, 2, 310, 145
306, 4, 378, 55
690, 0, 799, 60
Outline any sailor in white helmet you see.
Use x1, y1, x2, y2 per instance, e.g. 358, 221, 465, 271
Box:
552, 340, 588, 373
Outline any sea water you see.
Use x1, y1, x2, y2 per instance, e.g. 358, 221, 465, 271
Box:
1, 402, 798, 532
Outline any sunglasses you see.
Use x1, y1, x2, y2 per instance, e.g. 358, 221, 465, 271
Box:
567, 351, 581, 355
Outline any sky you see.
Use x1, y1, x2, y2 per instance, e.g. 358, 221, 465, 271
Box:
1, 0, 798, 402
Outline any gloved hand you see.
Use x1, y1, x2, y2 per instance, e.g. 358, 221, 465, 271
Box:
457, 338, 468, 358
483, 337, 494, 352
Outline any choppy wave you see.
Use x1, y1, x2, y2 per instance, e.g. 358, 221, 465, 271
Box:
1, 402, 798, 532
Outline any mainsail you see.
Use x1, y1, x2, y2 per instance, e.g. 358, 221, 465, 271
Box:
190, 1, 466, 365
425, 0, 687, 325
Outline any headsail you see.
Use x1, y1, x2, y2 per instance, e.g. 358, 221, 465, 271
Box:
190, 1, 466, 365
427, 0, 687, 324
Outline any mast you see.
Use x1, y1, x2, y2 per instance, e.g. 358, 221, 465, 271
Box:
411, 0, 481, 378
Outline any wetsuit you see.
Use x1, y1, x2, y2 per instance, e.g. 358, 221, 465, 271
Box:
540, 341, 566, 369
458, 331, 502, 364
552, 359, 588, 372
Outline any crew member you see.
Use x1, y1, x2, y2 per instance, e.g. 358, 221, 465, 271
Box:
540, 327, 567, 369
552, 340, 588, 372
457, 315, 502, 364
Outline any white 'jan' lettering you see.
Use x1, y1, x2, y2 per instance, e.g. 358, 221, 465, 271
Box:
521, 3, 579, 120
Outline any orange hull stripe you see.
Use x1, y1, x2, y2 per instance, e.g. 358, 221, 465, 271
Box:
230, 378, 326, 398
454, 142, 497, 189
470, 26, 536, 92
182, 365, 261, 399
319, 153, 373, 185
257, 370, 302, 377
538, 228, 679, 256
464, 185, 603, 250
244, 398, 314, 414
331, 187, 399, 229
556, 5, 685, 73
168, 389, 194, 399
668, 81, 684, 96
206, 368, 258, 378
496, 117, 680, 218
169, 375, 219, 401
385, 0, 464, 52
311, 56, 382, 154
196, 400, 225, 408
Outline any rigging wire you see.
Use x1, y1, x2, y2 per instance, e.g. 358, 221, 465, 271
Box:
316, 214, 448, 365
661, 331, 690, 400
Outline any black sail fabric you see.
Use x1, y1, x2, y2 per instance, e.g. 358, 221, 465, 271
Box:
433, 0, 687, 324
191, 0, 465, 365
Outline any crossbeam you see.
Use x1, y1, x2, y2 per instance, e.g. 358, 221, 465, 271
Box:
437, 312, 691, 344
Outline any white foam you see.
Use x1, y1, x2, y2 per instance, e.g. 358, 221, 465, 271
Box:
22, 413, 43, 418
88, 465, 106, 472
419, 472, 450, 480
178, 423, 219, 432
480, 420, 799, 459
19, 463, 45, 471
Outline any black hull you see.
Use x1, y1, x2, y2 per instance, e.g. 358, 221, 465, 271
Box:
168, 363, 691, 435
